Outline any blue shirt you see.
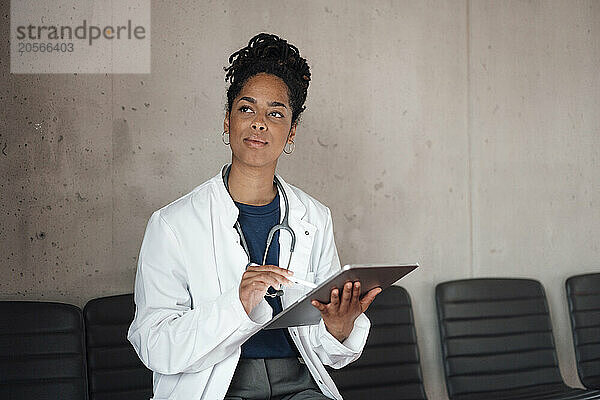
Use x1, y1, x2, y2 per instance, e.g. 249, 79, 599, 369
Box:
234, 191, 300, 358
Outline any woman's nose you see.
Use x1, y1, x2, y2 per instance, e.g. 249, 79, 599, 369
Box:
251, 118, 267, 131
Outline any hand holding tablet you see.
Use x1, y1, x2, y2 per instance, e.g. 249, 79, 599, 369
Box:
310, 280, 382, 342
262, 263, 419, 330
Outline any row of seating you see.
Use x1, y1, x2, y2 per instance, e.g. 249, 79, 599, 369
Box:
0, 295, 152, 400
329, 273, 600, 400
1, 273, 598, 399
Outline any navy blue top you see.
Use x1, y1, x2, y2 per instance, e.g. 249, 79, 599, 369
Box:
234, 191, 300, 359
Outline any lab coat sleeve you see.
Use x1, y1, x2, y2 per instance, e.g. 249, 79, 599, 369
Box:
127, 210, 273, 375
308, 207, 371, 369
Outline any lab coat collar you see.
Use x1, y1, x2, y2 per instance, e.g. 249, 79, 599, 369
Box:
212, 163, 308, 227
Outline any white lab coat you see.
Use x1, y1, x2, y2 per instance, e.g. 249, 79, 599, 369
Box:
127, 164, 371, 400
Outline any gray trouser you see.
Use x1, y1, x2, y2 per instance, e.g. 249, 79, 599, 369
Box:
224, 357, 332, 400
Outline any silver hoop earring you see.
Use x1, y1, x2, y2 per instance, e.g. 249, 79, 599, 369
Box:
283, 140, 295, 155
222, 131, 230, 145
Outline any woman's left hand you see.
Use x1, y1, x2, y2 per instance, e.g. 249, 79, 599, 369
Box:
311, 281, 382, 343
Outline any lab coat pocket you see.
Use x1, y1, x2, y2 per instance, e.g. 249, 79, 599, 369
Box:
305, 272, 315, 286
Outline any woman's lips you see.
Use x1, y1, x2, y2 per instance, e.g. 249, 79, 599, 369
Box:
244, 138, 267, 148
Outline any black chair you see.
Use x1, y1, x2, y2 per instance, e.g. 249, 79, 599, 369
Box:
328, 286, 428, 399
0, 301, 88, 400
567, 273, 600, 390
436, 278, 600, 400
83, 294, 152, 400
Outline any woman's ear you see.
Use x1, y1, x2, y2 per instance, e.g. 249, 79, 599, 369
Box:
223, 111, 230, 132
288, 123, 297, 142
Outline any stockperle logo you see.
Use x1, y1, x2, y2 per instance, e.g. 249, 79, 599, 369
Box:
11, 0, 150, 74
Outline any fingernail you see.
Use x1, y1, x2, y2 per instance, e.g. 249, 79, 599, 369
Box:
287, 270, 294, 275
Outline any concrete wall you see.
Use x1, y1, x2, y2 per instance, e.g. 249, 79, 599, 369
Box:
1, 1, 598, 398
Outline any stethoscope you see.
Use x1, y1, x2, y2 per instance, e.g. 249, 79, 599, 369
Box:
222, 164, 296, 297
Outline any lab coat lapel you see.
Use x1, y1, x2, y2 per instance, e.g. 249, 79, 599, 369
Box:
274, 173, 317, 308
211, 165, 247, 294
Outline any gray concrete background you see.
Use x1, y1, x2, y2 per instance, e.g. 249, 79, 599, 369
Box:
1, 1, 598, 398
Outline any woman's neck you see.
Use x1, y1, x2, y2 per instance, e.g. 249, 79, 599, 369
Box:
227, 160, 277, 206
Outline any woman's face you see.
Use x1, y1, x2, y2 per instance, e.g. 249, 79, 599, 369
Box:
224, 72, 296, 169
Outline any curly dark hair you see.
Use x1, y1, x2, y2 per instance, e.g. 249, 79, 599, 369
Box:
224, 33, 311, 126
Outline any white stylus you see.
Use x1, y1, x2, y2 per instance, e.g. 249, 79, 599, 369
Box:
288, 276, 317, 289
247, 263, 317, 289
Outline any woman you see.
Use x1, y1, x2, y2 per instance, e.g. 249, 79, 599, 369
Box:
128, 33, 381, 400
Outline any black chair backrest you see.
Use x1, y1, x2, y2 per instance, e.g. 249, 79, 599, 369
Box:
328, 286, 427, 399
0, 301, 88, 400
436, 278, 566, 400
83, 294, 152, 400
566, 273, 600, 390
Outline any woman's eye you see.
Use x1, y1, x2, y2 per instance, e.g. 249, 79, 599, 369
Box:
239, 106, 253, 113
270, 111, 284, 118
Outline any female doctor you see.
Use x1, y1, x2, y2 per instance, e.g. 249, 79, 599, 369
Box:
128, 33, 381, 400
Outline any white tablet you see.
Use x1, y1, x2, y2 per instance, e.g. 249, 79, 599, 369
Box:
262, 263, 418, 330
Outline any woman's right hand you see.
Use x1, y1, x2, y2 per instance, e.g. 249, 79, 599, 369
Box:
239, 264, 293, 315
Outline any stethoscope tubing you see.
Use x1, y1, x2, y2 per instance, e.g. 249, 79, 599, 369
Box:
222, 164, 296, 297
